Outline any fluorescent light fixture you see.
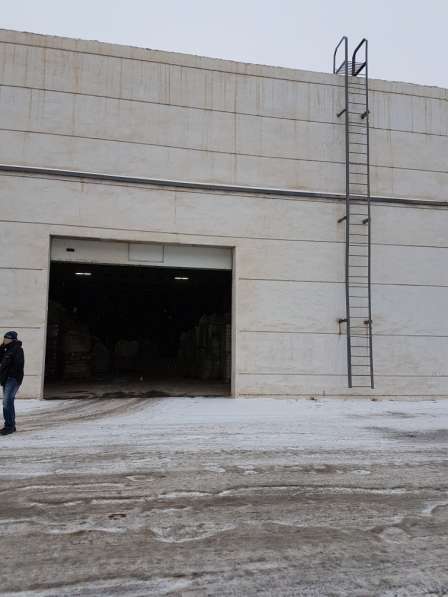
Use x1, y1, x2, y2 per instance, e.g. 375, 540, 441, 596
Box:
75, 272, 92, 276
174, 276, 189, 281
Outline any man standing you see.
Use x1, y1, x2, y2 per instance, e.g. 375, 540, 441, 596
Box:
0, 331, 24, 436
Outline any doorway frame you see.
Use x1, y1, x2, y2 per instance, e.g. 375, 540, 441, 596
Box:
41, 234, 237, 399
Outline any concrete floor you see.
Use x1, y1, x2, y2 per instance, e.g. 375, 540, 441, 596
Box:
1, 397, 448, 596
44, 378, 230, 399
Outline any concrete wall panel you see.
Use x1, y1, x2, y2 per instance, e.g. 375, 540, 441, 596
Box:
373, 244, 448, 286
238, 373, 448, 397
0, 129, 346, 193
0, 269, 47, 327
2, 86, 448, 183
371, 91, 448, 136
0, 222, 49, 269
19, 375, 43, 399
239, 280, 448, 336
238, 241, 448, 287
237, 240, 344, 283
0, 175, 177, 231
1, 31, 447, 399
373, 205, 448, 248
240, 332, 448, 377
3, 40, 448, 137
239, 280, 344, 334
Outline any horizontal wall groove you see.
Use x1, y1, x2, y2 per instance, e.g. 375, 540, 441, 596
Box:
0, 126, 346, 166
0, 266, 44, 271
240, 278, 448, 288
240, 372, 448, 378
238, 393, 448, 397
2, 83, 448, 139
2, 127, 448, 177
1, 39, 447, 103
0, 83, 345, 126
0, 325, 41, 329
3, 215, 448, 248
240, 330, 448, 338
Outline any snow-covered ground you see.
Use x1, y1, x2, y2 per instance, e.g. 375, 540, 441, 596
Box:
1, 397, 448, 596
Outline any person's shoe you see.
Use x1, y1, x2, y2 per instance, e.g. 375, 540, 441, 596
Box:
0, 427, 15, 436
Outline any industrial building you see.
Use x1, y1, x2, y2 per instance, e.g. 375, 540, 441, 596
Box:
0, 28, 447, 399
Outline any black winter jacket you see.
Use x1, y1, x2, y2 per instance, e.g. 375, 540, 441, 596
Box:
0, 340, 25, 386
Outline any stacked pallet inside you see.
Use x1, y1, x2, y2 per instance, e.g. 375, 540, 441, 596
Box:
178, 314, 231, 381
62, 324, 92, 380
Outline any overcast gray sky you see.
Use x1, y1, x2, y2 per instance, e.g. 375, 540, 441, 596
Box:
2, 0, 447, 88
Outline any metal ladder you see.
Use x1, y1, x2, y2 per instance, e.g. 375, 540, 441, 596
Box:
333, 37, 374, 389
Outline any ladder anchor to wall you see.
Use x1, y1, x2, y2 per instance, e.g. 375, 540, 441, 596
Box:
333, 36, 374, 390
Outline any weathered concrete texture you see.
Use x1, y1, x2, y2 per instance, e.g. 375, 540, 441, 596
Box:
1, 29, 448, 399
1, 29, 448, 199
1, 397, 447, 596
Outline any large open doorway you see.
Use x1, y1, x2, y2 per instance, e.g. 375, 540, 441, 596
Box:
44, 240, 232, 399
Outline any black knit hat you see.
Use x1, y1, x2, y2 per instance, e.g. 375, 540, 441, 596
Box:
4, 331, 18, 340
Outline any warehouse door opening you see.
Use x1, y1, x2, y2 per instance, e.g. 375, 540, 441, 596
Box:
44, 257, 232, 399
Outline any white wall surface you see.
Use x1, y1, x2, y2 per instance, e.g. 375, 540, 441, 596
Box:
0, 29, 447, 398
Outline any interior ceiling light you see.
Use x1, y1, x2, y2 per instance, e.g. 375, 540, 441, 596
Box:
75, 272, 92, 276
174, 276, 189, 281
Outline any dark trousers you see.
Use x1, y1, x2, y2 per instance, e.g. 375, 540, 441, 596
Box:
2, 377, 19, 430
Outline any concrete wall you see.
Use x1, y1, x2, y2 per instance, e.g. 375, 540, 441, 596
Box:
0, 29, 447, 398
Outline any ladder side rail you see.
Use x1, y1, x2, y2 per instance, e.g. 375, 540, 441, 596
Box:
351, 38, 368, 76
363, 40, 375, 389
333, 36, 348, 74
343, 39, 353, 387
